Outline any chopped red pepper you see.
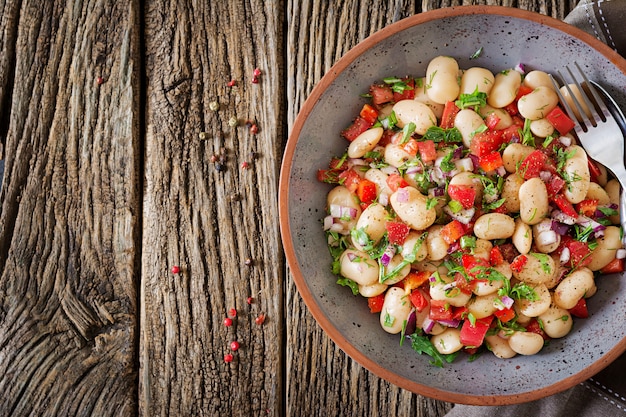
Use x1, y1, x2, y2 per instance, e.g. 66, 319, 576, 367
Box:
588, 159, 603, 183
484, 112, 501, 130
553, 193, 578, 218
392, 78, 416, 102
525, 318, 550, 341
478, 151, 504, 172
408, 288, 429, 312
470, 130, 505, 157
600, 257, 625, 274
368, 293, 386, 313
356, 179, 377, 205
429, 299, 453, 321
417, 139, 437, 162
403, 271, 431, 292
338, 169, 361, 193
386, 173, 409, 192
403, 138, 420, 157
518, 150, 548, 179
546, 106, 576, 135
454, 272, 473, 295
369, 83, 394, 105
494, 307, 516, 323
341, 117, 371, 141
566, 240, 593, 268
359, 104, 379, 124
440, 220, 466, 245
460, 316, 493, 347
440, 101, 460, 129
576, 199, 599, 217
447, 184, 476, 209
568, 298, 589, 318
510, 255, 528, 273
386, 221, 411, 245
489, 246, 504, 266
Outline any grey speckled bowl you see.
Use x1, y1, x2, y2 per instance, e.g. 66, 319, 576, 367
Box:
279, 6, 626, 405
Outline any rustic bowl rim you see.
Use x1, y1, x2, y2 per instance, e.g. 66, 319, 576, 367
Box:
279, 5, 626, 405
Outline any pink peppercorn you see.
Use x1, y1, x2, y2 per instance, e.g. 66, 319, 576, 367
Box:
253, 68, 262, 77
230, 341, 240, 351
223, 317, 233, 327
227, 79, 236, 87
224, 353, 234, 363
171, 265, 180, 274
228, 308, 237, 317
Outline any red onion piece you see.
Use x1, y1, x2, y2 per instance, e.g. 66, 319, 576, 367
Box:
323, 215, 334, 231
346, 252, 357, 262
396, 187, 409, 203
437, 319, 461, 328
500, 295, 514, 310
422, 316, 436, 334
551, 220, 570, 236
405, 310, 417, 336
559, 135, 572, 146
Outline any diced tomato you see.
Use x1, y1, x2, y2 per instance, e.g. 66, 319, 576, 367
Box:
568, 298, 589, 319
452, 306, 469, 321
359, 104, 379, 124
417, 140, 437, 162
553, 193, 578, 218
567, 240, 593, 268
525, 318, 550, 341
440, 220, 466, 245
546, 175, 566, 198
403, 271, 432, 292
515, 85, 534, 101
369, 83, 394, 105
447, 184, 476, 209
402, 138, 419, 157
440, 101, 460, 129
317, 168, 343, 184
356, 179, 377, 206
376, 129, 395, 147
494, 307, 516, 323
500, 124, 521, 142
338, 169, 361, 193
386, 221, 410, 245
503, 101, 519, 116
429, 299, 453, 321
510, 255, 528, 273
341, 117, 371, 141
452, 273, 472, 295
490, 203, 508, 214
460, 316, 493, 347
489, 246, 504, 266
576, 199, 599, 217
588, 159, 603, 183
518, 150, 548, 179
386, 173, 409, 192
478, 151, 503, 172
600, 257, 625, 274
367, 293, 386, 313
393, 78, 416, 102
546, 106, 576, 135
462, 254, 490, 277
485, 112, 501, 130
408, 288, 429, 312
470, 130, 505, 157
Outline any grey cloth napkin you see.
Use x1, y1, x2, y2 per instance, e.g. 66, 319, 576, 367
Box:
445, 1, 626, 415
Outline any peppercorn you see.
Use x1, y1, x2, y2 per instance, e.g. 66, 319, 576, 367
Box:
223, 317, 233, 327
215, 162, 225, 172
244, 258, 253, 266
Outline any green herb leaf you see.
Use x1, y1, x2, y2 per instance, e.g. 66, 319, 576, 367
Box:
336, 277, 359, 295
409, 333, 459, 368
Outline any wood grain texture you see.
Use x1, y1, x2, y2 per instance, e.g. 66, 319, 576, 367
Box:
286, 1, 575, 416
141, 1, 285, 416
0, 0, 140, 416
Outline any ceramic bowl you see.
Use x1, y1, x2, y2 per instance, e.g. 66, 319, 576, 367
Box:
279, 6, 626, 405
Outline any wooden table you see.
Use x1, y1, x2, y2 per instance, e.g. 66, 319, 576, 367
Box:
0, 1, 577, 415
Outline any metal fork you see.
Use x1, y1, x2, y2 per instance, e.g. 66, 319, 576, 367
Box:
550, 63, 626, 190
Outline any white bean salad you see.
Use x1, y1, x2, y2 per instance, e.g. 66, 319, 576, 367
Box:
318, 55, 625, 365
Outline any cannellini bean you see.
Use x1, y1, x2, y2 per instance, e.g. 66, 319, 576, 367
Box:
508, 331, 544, 355
327, 186, 361, 233
460, 67, 495, 95
562, 145, 590, 204
512, 217, 533, 255
449, 171, 484, 204
426, 56, 461, 104
431, 328, 464, 355
587, 226, 623, 271
425, 225, 449, 261
390, 186, 436, 231
413, 77, 444, 118
502, 173, 524, 212
353, 203, 389, 250
584, 182, 611, 205
358, 282, 388, 297
485, 335, 517, 359
594, 163, 609, 186
473, 277, 504, 296
487, 69, 522, 108
364, 168, 392, 197
473, 213, 515, 240
502, 143, 534, 173
519, 177, 550, 225
605, 179, 621, 224
430, 275, 472, 307
381, 254, 412, 285
340, 249, 379, 286
532, 219, 561, 254
523, 70, 554, 90
392, 100, 437, 135
479, 105, 513, 130
529, 118, 555, 138
467, 293, 499, 319
348, 127, 383, 158
473, 239, 493, 262
380, 287, 412, 334
517, 284, 551, 317
454, 109, 485, 148
384, 143, 413, 167
401, 231, 429, 264
538, 304, 573, 338
517, 86, 558, 120
512, 252, 556, 285
553, 267, 595, 309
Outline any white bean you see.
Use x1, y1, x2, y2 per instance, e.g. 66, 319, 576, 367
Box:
487, 69, 522, 108
519, 177, 550, 225
353, 203, 389, 250
401, 231, 429, 264
413, 77, 444, 118
430, 275, 472, 307
538, 304, 573, 338
517, 86, 558, 120
454, 109, 485, 148
562, 145, 590, 204
584, 182, 611, 205
502, 143, 534, 173
553, 267, 595, 309
503, 173, 524, 212
340, 249, 379, 286
523, 70, 554, 90
508, 331, 544, 355
382, 254, 412, 285
425, 225, 449, 261
348, 126, 383, 158
479, 105, 513, 130
529, 118, 555, 138
327, 186, 361, 233
460, 67, 495, 95
532, 219, 561, 254
559, 84, 593, 121
380, 287, 412, 334
587, 226, 623, 271
512, 252, 556, 285
384, 143, 412, 168
392, 100, 437, 135
364, 168, 392, 197
472, 239, 493, 262
473, 213, 515, 240
467, 293, 499, 319
426, 56, 461, 104
358, 282, 388, 298
512, 217, 532, 255
517, 284, 551, 317
390, 186, 436, 231
431, 328, 464, 355
449, 171, 484, 203
485, 335, 517, 359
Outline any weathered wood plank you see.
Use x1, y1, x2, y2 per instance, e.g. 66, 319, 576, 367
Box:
286, 1, 575, 416
0, 0, 140, 416
141, 1, 285, 415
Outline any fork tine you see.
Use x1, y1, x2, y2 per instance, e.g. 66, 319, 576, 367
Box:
573, 62, 610, 120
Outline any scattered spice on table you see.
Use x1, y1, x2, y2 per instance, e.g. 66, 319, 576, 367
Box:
171, 265, 180, 274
